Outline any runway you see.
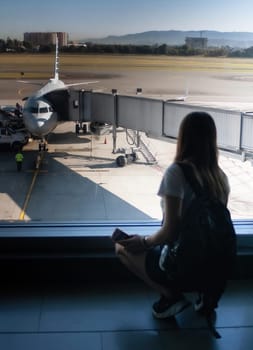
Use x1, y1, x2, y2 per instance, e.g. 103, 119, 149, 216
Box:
2, 62, 253, 111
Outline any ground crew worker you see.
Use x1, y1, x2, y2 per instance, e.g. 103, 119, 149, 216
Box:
15, 102, 22, 117
15, 150, 24, 172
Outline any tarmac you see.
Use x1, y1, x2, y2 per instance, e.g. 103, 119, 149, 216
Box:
139, 133, 253, 220
0, 117, 252, 222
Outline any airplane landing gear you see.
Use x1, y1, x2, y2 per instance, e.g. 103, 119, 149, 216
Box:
38, 140, 48, 152
35, 139, 48, 169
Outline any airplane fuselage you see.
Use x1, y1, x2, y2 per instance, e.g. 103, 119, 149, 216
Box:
21, 36, 98, 142
23, 78, 66, 138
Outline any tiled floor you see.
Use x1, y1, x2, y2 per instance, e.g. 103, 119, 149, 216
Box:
0, 279, 252, 350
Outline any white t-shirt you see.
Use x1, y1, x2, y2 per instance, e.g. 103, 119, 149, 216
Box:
157, 162, 229, 215
158, 163, 195, 215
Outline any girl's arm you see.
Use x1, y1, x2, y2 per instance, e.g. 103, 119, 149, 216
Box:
145, 195, 182, 248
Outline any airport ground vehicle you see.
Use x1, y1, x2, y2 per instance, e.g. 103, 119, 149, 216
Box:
0, 105, 25, 129
0, 126, 30, 151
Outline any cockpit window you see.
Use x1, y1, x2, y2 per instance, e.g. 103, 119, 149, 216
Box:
27, 107, 39, 113
25, 106, 53, 113
39, 107, 49, 113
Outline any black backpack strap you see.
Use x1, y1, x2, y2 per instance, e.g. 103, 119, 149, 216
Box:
176, 162, 204, 197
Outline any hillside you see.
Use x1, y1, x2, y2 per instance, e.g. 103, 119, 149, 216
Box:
84, 30, 253, 48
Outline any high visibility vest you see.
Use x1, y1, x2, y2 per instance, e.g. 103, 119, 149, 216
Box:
15, 153, 24, 162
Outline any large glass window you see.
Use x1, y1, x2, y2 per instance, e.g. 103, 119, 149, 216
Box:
0, 1, 253, 232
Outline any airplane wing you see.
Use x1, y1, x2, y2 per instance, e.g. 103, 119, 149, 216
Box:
17, 80, 43, 86
65, 81, 99, 87
17, 80, 99, 88
166, 96, 187, 102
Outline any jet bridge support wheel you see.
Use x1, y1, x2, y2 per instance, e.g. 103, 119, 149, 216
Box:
116, 155, 126, 167
75, 124, 80, 134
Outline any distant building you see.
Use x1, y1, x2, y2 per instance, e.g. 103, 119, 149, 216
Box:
185, 37, 208, 49
23, 32, 68, 47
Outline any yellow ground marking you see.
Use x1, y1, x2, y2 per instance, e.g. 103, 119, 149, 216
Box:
19, 152, 45, 220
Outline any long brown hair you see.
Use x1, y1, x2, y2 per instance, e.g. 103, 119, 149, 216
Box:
175, 111, 229, 201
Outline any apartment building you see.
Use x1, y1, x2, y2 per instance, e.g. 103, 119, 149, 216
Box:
23, 32, 68, 47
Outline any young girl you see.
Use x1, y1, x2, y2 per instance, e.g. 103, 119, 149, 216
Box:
114, 111, 230, 319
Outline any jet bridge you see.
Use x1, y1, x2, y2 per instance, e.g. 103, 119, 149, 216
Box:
68, 90, 253, 161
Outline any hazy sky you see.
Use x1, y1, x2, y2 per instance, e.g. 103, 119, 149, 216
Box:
1, 0, 253, 40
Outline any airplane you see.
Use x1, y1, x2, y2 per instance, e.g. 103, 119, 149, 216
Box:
20, 36, 98, 150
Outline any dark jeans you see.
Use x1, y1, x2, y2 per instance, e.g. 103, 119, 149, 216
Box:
145, 246, 181, 296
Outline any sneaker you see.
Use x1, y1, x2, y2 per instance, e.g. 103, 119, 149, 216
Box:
194, 293, 218, 314
152, 295, 191, 319
194, 294, 204, 312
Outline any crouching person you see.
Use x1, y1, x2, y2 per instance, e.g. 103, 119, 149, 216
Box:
114, 111, 230, 319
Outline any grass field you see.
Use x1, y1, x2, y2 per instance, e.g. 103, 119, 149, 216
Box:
1, 54, 253, 79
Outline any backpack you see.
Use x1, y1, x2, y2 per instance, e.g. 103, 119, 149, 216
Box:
160, 162, 237, 337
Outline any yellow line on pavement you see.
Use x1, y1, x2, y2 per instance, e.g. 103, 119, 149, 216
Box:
19, 153, 44, 220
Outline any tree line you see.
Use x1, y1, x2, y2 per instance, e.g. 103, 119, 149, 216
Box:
1, 37, 253, 58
